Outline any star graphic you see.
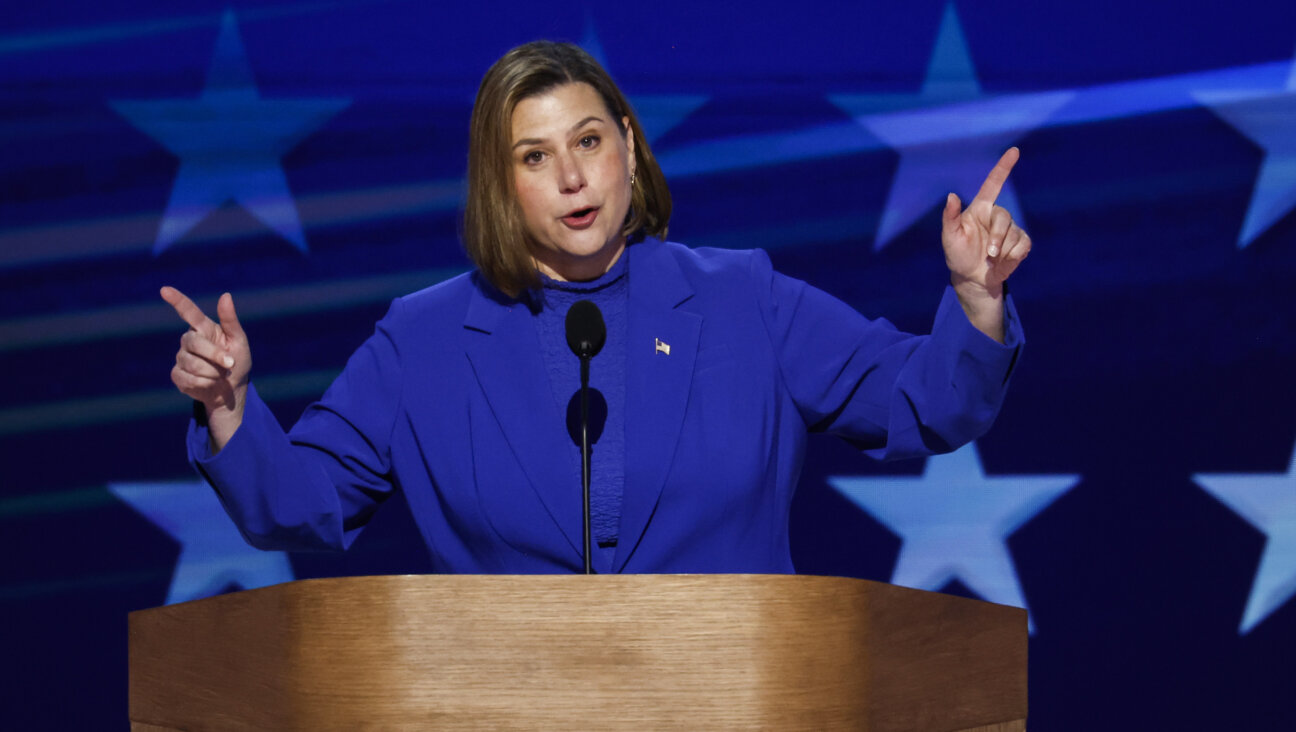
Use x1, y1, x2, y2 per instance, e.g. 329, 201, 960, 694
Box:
1194, 50, 1296, 248
111, 10, 349, 254
581, 20, 707, 144
1194, 441, 1296, 634
828, 442, 1080, 633
830, 2, 1072, 250
108, 480, 294, 604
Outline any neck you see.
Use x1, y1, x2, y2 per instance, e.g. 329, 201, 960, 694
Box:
534, 240, 626, 282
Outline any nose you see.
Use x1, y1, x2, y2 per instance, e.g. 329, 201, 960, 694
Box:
556, 152, 586, 194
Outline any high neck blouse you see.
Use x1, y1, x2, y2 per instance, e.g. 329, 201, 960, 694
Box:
534, 252, 629, 573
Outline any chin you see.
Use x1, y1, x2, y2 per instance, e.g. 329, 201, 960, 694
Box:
561, 235, 618, 259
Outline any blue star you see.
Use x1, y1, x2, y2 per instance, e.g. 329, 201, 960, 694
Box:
828, 442, 1079, 633
830, 2, 1072, 250
111, 10, 349, 254
1194, 442, 1296, 634
108, 480, 294, 604
581, 21, 707, 144
1194, 51, 1296, 248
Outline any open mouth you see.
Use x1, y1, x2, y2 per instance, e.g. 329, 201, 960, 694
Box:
562, 207, 598, 227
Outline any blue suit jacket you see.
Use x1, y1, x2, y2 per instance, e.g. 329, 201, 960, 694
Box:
191, 239, 1022, 574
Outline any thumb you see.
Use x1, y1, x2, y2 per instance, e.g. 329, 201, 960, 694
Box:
942, 192, 962, 229
217, 292, 246, 343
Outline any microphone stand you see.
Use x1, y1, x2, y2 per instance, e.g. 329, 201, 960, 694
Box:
566, 299, 604, 575
578, 355, 592, 575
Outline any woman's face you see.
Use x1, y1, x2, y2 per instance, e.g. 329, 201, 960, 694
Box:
511, 82, 635, 282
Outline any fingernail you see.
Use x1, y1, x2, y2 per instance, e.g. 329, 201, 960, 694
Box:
223, 356, 235, 368
988, 246, 999, 257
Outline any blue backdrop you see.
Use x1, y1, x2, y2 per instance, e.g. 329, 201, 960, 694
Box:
3, 1, 1295, 727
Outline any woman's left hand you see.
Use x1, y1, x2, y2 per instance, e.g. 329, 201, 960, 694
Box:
940, 147, 1031, 342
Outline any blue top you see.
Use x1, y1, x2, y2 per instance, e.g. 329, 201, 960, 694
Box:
536, 253, 629, 573
189, 238, 1023, 574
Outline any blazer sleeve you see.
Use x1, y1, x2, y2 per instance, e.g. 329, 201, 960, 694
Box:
750, 248, 1022, 460
186, 298, 407, 551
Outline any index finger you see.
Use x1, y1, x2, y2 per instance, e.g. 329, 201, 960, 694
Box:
972, 147, 1020, 206
160, 286, 215, 334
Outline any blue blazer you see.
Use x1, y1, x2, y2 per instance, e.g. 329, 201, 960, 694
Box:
191, 239, 1022, 574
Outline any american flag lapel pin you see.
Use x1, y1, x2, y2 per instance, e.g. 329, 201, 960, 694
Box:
655, 337, 671, 355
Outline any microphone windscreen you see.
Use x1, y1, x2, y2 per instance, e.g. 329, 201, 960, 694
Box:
565, 300, 606, 358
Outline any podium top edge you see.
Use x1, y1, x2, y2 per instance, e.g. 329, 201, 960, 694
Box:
129, 573, 1028, 620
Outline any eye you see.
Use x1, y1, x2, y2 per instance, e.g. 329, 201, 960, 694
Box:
522, 150, 545, 165
578, 134, 600, 149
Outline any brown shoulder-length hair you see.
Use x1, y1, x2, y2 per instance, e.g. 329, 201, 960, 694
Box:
464, 41, 672, 298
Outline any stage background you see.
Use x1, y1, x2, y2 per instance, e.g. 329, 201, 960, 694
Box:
3, 1, 1295, 727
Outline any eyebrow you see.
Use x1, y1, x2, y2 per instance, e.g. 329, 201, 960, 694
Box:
512, 115, 605, 150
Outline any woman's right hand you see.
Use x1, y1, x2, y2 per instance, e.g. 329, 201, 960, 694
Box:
161, 286, 251, 452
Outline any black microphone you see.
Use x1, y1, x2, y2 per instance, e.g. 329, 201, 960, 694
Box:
565, 300, 605, 359
565, 300, 605, 575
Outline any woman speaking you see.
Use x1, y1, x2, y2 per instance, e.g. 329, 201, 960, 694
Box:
161, 41, 1029, 575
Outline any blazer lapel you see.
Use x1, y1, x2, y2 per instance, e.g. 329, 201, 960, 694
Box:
463, 282, 583, 563
616, 242, 701, 571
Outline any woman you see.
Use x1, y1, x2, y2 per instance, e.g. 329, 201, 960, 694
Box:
162, 41, 1029, 575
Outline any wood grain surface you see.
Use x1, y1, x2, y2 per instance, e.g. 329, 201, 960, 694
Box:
129, 574, 1027, 730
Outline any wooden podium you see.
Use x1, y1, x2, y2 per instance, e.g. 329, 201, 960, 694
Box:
128, 574, 1026, 730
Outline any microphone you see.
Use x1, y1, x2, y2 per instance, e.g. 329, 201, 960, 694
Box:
565, 300, 605, 359
565, 300, 605, 575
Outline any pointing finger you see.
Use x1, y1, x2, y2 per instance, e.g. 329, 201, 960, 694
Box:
972, 147, 1020, 207
161, 286, 215, 335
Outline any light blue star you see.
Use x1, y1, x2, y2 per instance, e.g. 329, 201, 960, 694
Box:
108, 480, 294, 604
1194, 442, 1296, 634
581, 20, 707, 144
111, 10, 349, 254
1194, 51, 1296, 248
830, 2, 1072, 250
828, 442, 1079, 633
